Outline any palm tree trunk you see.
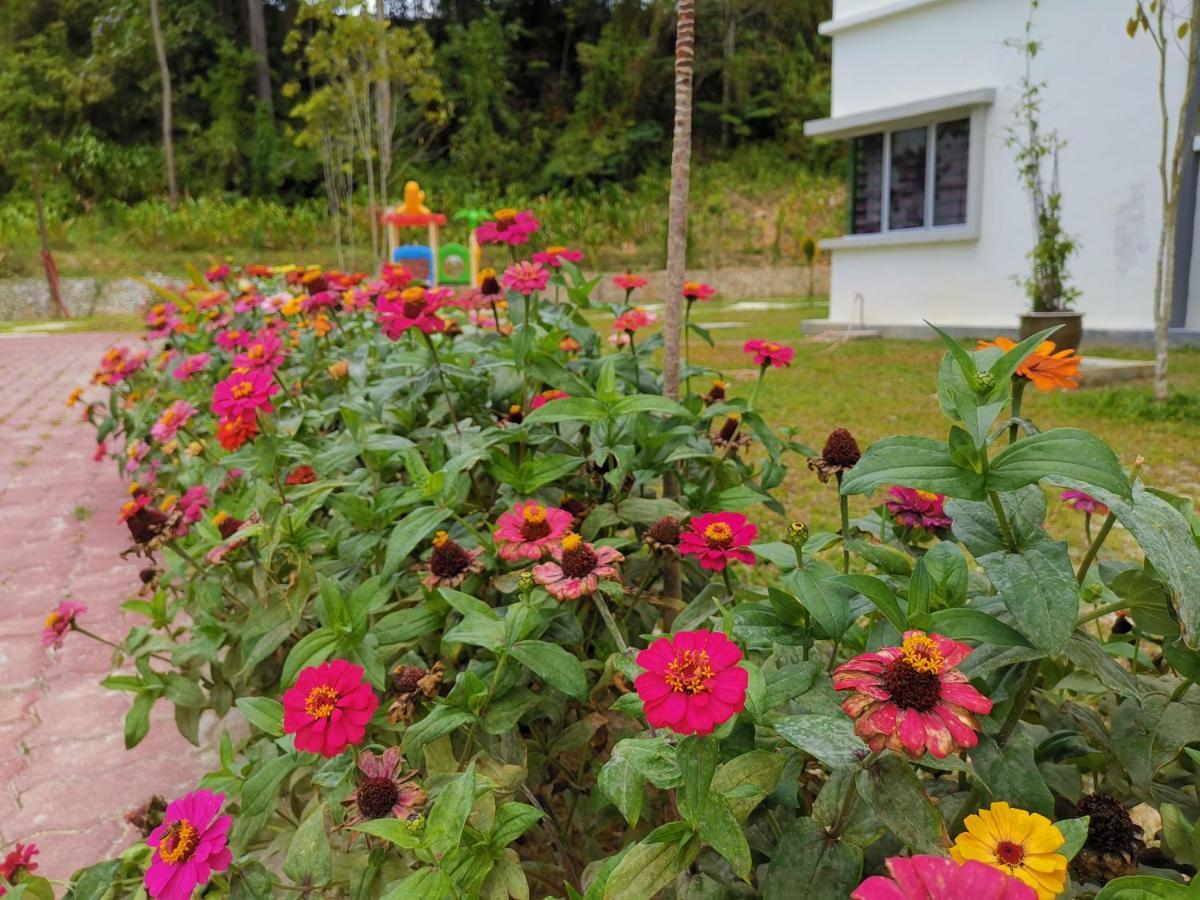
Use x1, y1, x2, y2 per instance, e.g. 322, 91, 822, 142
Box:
149, 0, 178, 207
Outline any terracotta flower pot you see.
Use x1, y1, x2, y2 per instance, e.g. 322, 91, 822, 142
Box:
1019, 310, 1084, 352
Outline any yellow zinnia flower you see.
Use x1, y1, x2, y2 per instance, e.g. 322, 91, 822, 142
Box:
950, 801, 1067, 899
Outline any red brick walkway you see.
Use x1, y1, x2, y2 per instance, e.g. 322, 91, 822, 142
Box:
0, 332, 215, 878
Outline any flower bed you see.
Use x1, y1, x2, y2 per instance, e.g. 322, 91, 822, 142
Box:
12, 218, 1200, 900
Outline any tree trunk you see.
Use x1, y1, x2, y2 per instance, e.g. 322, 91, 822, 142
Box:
246, 0, 273, 110
721, 0, 735, 149
32, 172, 68, 319
149, 0, 178, 207
375, 0, 393, 216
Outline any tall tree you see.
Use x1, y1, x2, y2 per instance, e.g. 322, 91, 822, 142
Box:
663, 0, 695, 404
148, 0, 179, 206
246, 0, 273, 110
1131, 0, 1200, 400
375, 0, 393, 213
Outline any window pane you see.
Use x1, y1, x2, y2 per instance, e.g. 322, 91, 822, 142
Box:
934, 119, 970, 226
889, 126, 927, 229
850, 133, 883, 234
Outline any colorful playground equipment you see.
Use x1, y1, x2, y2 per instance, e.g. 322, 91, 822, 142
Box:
382, 181, 480, 286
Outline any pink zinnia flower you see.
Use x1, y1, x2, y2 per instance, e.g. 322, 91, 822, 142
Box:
381, 263, 413, 288
503, 261, 550, 295
833, 631, 993, 759
1061, 490, 1108, 516
124, 440, 150, 474
376, 287, 447, 338
205, 264, 231, 283
533, 246, 584, 267
530, 389, 569, 409
679, 512, 757, 571
613, 307, 657, 334
886, 487, 952, 530
683, 281, 716, 302
214, 329, 250, 351
852, 854, 1036, 900
42, 601, 86, 649
283, 659, 379, 757
743, 338, 795, 368
232, 331, 285, 370
612, 273, 647, 292
151, 400, 197, 444
211, 369, 279, 421
178, 486, 210, 525
635, 629, 747, 735
144, 789, 232, 900
493, 501, 573, 560
532, 533, 624, 601
476, 208, 540, 245
172, 353, 211, 382
146, 302, 181, 337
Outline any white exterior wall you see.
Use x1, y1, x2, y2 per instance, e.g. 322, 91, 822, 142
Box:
822, 0, 1189, 333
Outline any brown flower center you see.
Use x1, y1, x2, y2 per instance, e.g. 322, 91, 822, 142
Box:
304, 684, 339, 719
159, 819, 199, 864
995, 840, 1025, 867
357, 776, 401, 819
880, 659, 942, 711
665, 649, 715, 695
430, 534, 471, 578
519, 505, 551, 541
559, 534, 598, 578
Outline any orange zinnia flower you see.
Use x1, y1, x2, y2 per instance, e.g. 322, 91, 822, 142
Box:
976, 336, 1081, 391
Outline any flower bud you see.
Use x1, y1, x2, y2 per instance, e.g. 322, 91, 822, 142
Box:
785, 521, 809, 548
974, 371, 996, 393
517, 570, 535, 595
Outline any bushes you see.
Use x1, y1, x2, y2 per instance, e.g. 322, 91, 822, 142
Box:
23, 228, 1200, 899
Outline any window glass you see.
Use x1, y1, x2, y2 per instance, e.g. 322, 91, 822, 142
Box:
889, 126, 928, 230
934, 118, 970, 226
850, 133, 883, 234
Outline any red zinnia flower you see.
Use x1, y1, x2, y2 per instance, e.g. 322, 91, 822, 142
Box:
683, 281, 716, 302
635, 630, 747, 735
678, 512, 757, 571
833, 631, 992, 759
613, 307, 656, 334
0, 842, 38, 894
283, 659, 379, 757
215, 414, 258, 451
886, 486, 952, 530
743, 338, 795, 368
285, 465, 317, 486
612, 273, 647, 292
851, 854, 1036, 900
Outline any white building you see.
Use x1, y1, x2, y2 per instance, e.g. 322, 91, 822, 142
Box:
803, 0, 1200, 345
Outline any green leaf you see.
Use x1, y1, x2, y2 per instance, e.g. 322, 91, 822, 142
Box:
380, 868, 454, 900
979, 540, 1078, 653
773, 714, 868, 768
845, 538, 914, 576
834, 573, 908, 633
711, 750, 786, 822
490, 802, 544, 850
124, 690, 156, 749
858, 754, 948, 854
383, 506, 452, 577
947, 487, 1047, 557
1093, 876, 1197, 899
774, 567, 855, 640
763, 817, 863, 900
427, 762, 477, 858
280, 627, 340, 688
236, 696, 284, 737
603, 835, 699, 900
598, 748, 646, 827
163, 674, 206, 708
1054, 815, 1091, 861
989, 429, 1131, 499
353, 817, 422, 849
841, 436, 984, 501
971, 733, 1054, 817
928, 607, 1033, 648
609, 394, 693, 419
64, 860, 121, 900
402, 706, 476, 753
443, 612, 505, 649
522, 396, 607, 424
284, 802, 333, 886
676, 735, 718, 826
615, 496, 691, 525
374, 605, 443, 644
510, 640, 588, 700
699, 794, 752, 880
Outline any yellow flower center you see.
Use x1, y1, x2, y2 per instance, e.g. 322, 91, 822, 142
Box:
127, 481, 140, 494
304, 684, 339, 719
915, 489, 940, 503
665, 649, 715, 695
160, 409, 176, 426
212, 511, 229, 527
900, 633, 944, 675
546, 245, 567, 255
432, 530, 450, 548
401, 286, 425, 302
160, 494, 178, 511
683, 281, 699, 292
493, 208, 517, 224
480, 267, 496, 279
523, 505, 546, 525
45, 611, 61, 629
159, 819, 199, 864
703, 522, 734, 548
231, 380, 254, 399
561, 532, 583, 552
248, 345, 264, 358
762, 342, 780, 353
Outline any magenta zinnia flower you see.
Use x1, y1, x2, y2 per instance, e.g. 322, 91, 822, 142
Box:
679, 512, 757, 571
0, 842, 38, 894
232, 330, 285, 370
144, 789, 232, 900
503, 261, 550, 295
743, 338, 795, 368
211, 369, 279, 421
886, 486, 952, 530
494, 501, 573, 561
171, 353, 211, 382
1061, 490, 1108, 516
376, 287, 447, 338
533, 246, 584, 267
683, 281, 717, 302
150, 400, 197, 444
532, 533, 623, 601
42, 601, 86, 649
635, 630, 747, 735
283, 659, 379, 758
177, 485, 210, 525
214, 329, 250, 351
833, 631, 992, 759
205, 264, 231, 283
476, 208, 540, 245
851, 854, 1037, 900
530, 389, 569, 409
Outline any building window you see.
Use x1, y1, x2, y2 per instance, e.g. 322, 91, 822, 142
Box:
850, 117, 970, 235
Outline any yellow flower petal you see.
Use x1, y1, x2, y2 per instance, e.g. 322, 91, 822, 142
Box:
950, 834, 991, 863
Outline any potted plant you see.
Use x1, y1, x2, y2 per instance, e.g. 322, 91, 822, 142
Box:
1009, 0, 1083, 349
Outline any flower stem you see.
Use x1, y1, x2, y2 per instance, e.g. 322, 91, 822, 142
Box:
627, 331, 640, 390
988, 490, 1019, 554
836, 471, 851, 574
1076, 455, 1143, 584
995, 660, 1041, 748
422, 333, 461, 435
684, 299, 694, 396
1076, 598, 1129, 626
748, 365, 767, 413
592, 591, 631, 657
1008, 377, 1026, 445
717, 567, 737, 635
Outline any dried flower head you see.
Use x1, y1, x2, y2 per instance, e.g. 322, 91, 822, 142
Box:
809, 428, 861, 483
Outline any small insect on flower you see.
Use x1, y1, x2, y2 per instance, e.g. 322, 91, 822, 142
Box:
635, 630, 748, 735
144, 789, 232, 900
